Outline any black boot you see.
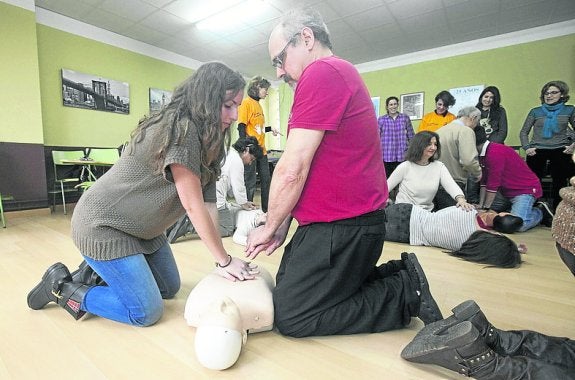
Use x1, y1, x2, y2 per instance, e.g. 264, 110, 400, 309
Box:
375, 259, 406, 278
70, 260, 105, 286
27, 262, 91, 320
443, 300, 575, 370
401, 252, 443, 325
403, 320, 575, 379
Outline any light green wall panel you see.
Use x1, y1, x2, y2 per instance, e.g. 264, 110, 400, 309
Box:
37, 25, 193, 147
0, 2, 44, 143
362, 34, 575, 146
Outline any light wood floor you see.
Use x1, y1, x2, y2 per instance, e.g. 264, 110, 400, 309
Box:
1, 205, 573, 380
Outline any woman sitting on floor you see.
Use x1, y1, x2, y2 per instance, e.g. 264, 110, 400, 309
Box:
387, 131, 474, 211
384, 203, 525, 268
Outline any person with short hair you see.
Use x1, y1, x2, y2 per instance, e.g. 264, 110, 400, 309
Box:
418, 90, 456, 132
434, 106, 483, 210
387, 131, 474, 211
216, 136, 266, 244
520, 80, 575, 210
246, 7, 443, 338
27, 62, 259, 326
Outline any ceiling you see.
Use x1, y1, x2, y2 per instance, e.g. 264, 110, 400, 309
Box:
34, 0, 575, 80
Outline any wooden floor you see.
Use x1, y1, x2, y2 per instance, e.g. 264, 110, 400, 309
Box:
1, 205, 573, 380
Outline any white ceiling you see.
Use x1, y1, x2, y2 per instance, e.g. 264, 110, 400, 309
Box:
34, 0, 575, 79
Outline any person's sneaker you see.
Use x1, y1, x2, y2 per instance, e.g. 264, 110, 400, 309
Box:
535, 201, 554, 227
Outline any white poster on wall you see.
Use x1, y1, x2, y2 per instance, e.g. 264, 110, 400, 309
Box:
449, 85, 484, 116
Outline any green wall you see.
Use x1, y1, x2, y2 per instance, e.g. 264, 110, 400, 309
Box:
361, 34, 575, 146
0, 2, 44, 143
36, 25, 193, 148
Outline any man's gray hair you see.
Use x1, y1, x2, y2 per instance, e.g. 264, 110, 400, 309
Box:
278, 7, 332, 50
457, 106, 481, 119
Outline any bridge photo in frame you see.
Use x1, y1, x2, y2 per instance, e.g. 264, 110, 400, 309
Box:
61, 68, 130, 114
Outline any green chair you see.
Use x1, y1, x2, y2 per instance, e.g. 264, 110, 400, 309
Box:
0, 194, 14, 228
50, 150, 85, 214
86, 148, 120, 178
87, 148, 120, 164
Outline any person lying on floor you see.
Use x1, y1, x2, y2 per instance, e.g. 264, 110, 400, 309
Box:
384, 203, 525, 268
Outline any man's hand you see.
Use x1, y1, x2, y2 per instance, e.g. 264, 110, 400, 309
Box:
526, 147, 537, 156
245, 219, 291, 260
241, 201, 258, 210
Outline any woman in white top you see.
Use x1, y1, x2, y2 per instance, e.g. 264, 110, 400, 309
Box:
217, 136, 266, 245
387, 131, 473, 211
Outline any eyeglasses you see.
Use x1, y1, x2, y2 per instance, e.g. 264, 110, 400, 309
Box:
271, 33, 300, 68
544, 90, 561, 96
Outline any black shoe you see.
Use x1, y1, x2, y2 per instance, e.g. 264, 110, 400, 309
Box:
401, 252, 443, 325
71, 261, 106, 286
414, 300, 500, 348
27, 262, 72, 310
401, 321, 496, 377
536, 201, 554, 227
28, 262, 91, 320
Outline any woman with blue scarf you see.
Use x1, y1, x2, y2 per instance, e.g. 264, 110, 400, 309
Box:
520, 80, 575, 211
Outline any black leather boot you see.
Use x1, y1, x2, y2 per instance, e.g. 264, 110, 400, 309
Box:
401, 252, 443, 325
375, 259, 406, 278
402, 320, 574, 379
70, 260, 105, 286
27, 262, 92, 320
439, 300, 575, 370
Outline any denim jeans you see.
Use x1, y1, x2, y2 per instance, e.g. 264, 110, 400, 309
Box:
510, 194, 542, 232
82, 242, 180, 326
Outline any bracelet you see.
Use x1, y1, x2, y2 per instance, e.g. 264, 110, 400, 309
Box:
215, 254, 232, 268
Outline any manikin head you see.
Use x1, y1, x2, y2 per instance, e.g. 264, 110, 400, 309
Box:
194, 297, 246, 370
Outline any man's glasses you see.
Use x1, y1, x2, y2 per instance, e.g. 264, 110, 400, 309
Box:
271, 33, 300, 68
544, 90, 561, 96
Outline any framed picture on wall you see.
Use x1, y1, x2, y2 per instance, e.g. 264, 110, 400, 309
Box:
400, 92, 424, 120
61, 68, 130, 114
149, 88, 173, 114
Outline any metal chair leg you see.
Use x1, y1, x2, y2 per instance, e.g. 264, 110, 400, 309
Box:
60, 182, 67, 215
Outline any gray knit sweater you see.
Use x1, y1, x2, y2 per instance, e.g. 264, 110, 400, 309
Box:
71, 123, 216, 260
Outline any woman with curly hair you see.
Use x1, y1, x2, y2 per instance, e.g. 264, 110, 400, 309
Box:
28, 62, 259, 326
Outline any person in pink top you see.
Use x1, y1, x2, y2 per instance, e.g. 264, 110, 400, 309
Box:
245, 7, 443, 338
475, 127, 544, 231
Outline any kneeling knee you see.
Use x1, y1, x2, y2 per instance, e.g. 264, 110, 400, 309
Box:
130, 302, 164, 327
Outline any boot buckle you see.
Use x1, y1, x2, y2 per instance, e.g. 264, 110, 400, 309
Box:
51, 289, 63, 299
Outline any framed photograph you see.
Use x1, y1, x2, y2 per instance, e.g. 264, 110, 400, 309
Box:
400, 92, 424, 120
61, 68, 130, 114
149, 88, 173, 114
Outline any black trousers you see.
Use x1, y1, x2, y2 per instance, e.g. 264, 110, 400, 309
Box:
244, 154, 271, 212
556, 242, 575, 277
273, 210, 415, 337
526, 148, 575, 210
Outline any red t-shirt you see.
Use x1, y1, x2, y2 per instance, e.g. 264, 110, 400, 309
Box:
289, 56, 388, 225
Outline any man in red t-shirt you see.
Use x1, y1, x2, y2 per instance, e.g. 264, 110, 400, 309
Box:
245, 8, 442, 338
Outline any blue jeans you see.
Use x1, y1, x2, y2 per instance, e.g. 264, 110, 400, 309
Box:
82, 242, 180, 326
510, 194, 542, 232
